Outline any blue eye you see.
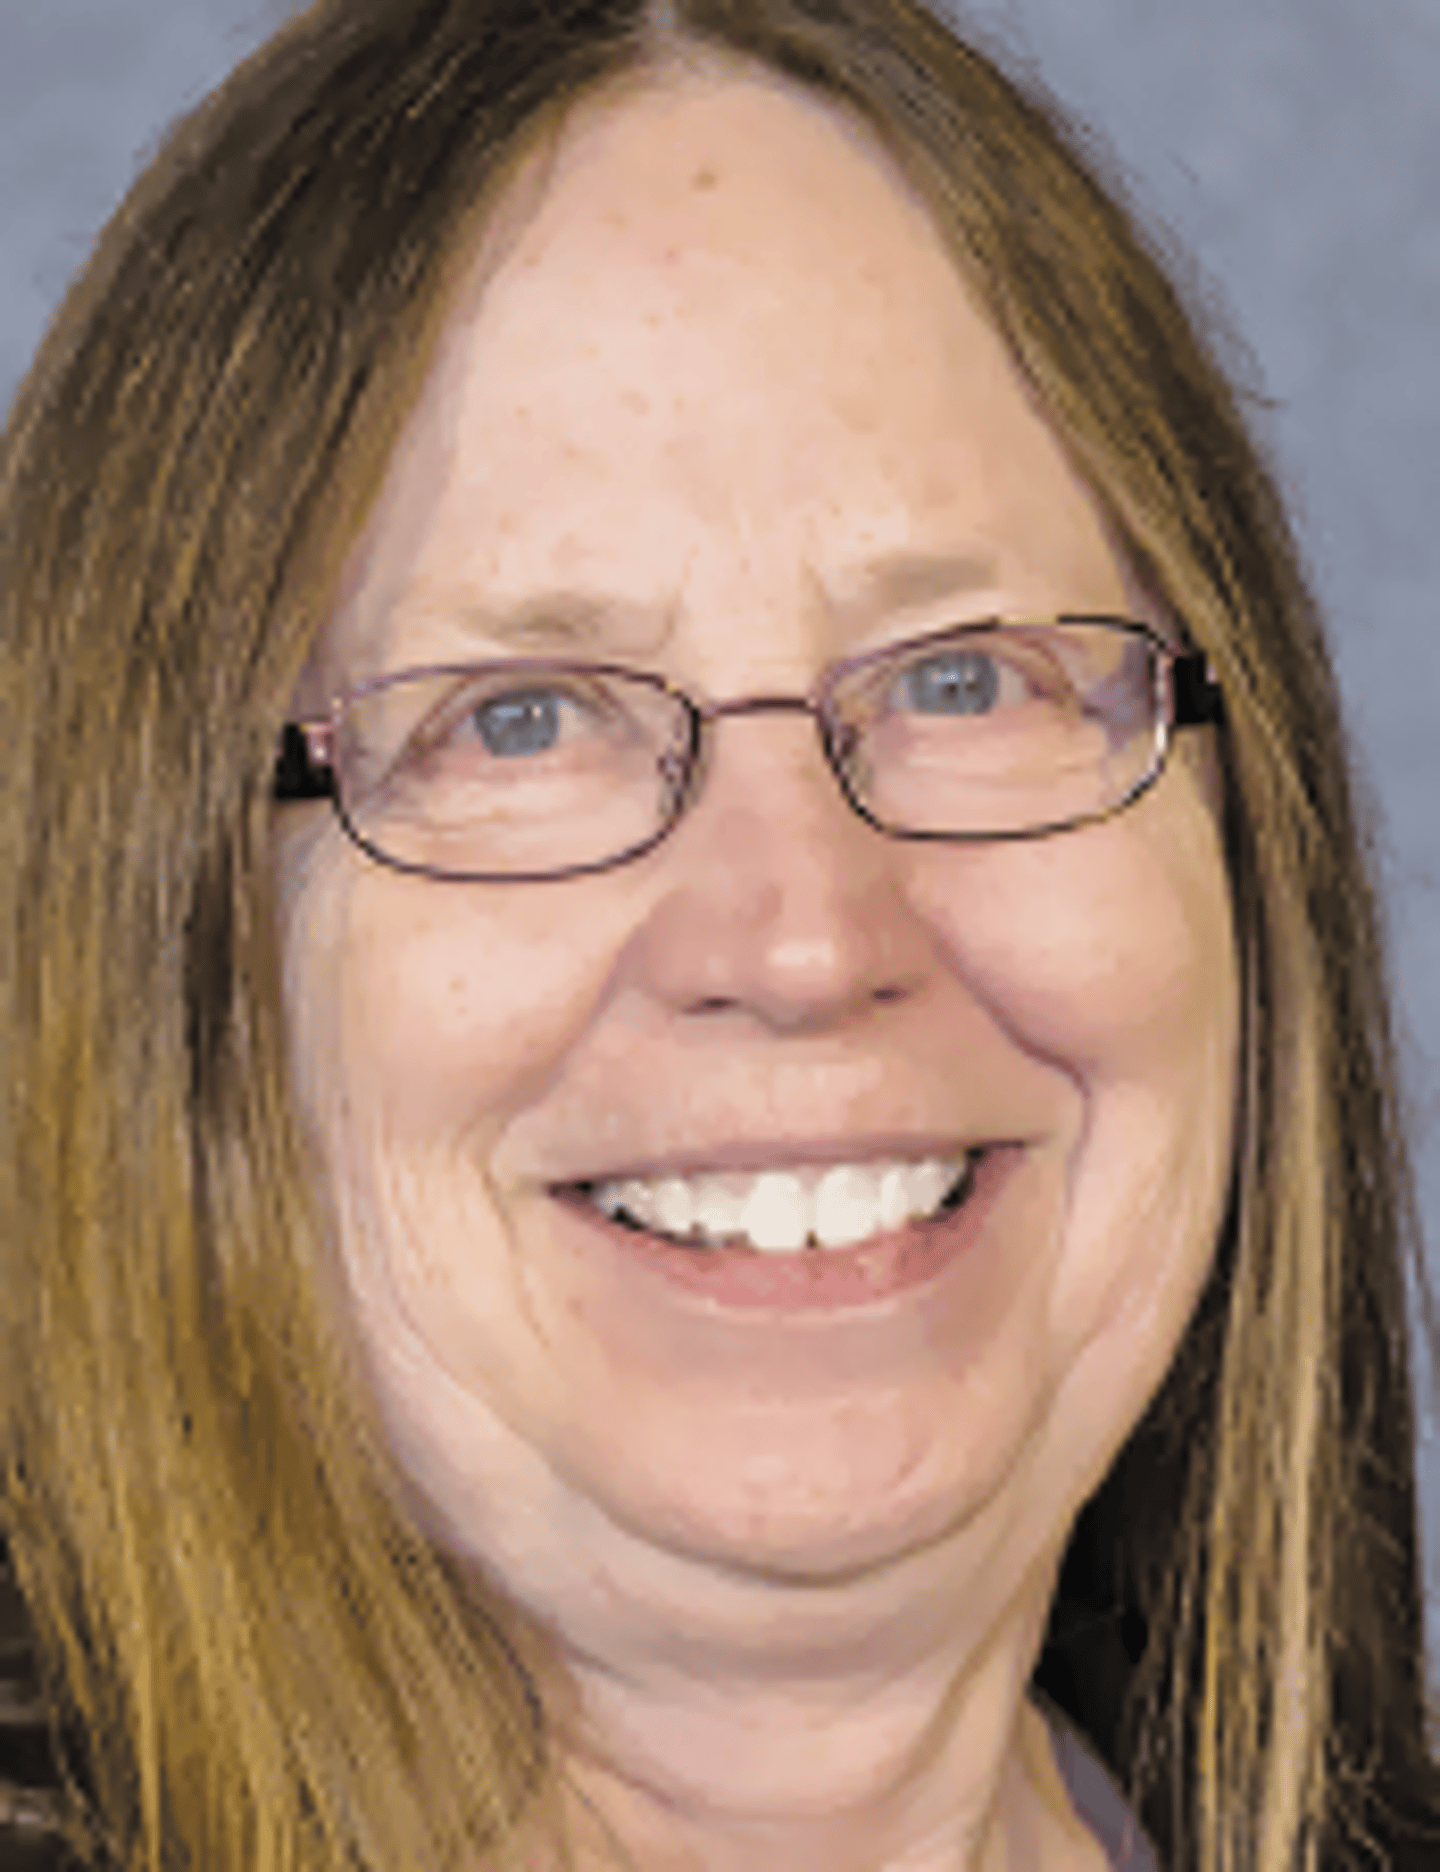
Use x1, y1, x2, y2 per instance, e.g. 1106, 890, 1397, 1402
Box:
473, 689, 565, 757
897, 650, 999, 715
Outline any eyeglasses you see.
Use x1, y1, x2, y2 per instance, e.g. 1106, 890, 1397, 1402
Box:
272, 615, 1222, 883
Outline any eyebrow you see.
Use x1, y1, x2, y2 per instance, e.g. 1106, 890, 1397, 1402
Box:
826, 547, 1002, 623
394, 548, 1004, 658
389, 585, 672, 657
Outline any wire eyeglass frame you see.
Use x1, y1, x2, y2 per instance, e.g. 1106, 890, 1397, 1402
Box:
272, 613, 1224, 884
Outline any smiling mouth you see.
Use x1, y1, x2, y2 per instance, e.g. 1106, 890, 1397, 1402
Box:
561, 1149, 983, 1257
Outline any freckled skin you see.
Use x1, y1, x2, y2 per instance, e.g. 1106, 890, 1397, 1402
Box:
277, 66, 1236, 1872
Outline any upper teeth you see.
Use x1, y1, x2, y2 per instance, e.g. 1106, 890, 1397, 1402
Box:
588, 1155, 975, 1255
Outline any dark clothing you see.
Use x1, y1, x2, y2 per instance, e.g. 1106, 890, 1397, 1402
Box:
1037, 1684, 1160, 1870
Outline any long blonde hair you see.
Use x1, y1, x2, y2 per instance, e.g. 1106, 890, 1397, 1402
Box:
5, 1, 1439, 1866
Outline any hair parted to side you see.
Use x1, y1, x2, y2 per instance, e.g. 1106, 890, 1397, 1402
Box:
4, 0, 1440, 1867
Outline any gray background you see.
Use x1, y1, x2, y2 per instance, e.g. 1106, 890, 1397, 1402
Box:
4, 0, 1438, 1677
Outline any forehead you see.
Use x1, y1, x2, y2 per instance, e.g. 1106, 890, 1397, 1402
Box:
310, 64, 1127, 694
495, 60, 949, 305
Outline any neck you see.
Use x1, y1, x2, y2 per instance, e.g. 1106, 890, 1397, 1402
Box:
528, 1546, 1104, 1872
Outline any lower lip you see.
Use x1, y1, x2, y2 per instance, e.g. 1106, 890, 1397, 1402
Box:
552, 1149, 1013, 1311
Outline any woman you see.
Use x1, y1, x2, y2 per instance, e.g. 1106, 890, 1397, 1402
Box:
3, 0, 1439, 1866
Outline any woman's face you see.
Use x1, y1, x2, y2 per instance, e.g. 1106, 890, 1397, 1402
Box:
278, 69, 1237, 1614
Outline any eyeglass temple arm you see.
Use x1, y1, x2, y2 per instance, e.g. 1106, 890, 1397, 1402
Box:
274, 722, 336, 801
1171, 652, 1224, 728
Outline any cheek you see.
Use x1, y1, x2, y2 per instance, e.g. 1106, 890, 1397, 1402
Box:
918, 790, 1238, 1334
277, 856, 631, 1349
294, 870, 627, 1146
278, 859, 620, 1398
919, 794, 1236, 1086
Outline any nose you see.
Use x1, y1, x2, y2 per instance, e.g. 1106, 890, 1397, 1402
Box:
621, 703, 937, 1033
